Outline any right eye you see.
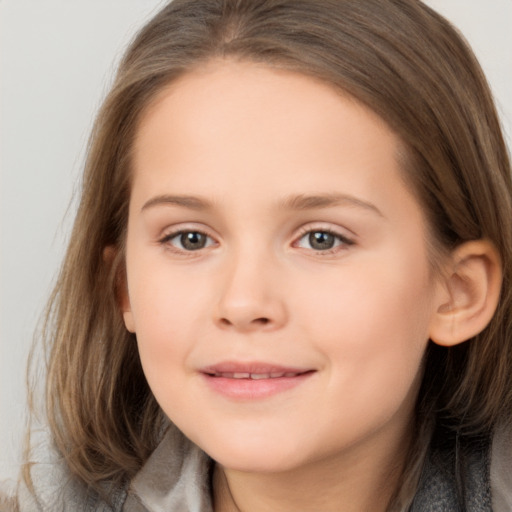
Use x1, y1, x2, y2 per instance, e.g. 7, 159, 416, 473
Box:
161, 230, 215, 251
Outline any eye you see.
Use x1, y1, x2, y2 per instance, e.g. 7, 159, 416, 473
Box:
161, 230, 215, 251
295, 229, 354, 252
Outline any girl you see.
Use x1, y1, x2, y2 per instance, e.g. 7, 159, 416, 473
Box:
11, 0, 512, 510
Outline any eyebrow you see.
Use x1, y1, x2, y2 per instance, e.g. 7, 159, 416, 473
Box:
281, 193, 384, 217
141, 194, 213, 212
141, 192, 383, 217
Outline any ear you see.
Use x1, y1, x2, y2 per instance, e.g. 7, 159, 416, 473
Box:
103, 246, 136, 333
429, 240, 502, 347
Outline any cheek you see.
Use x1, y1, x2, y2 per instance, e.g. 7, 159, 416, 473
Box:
295, 253, 433, 391
127, 270, 204, 384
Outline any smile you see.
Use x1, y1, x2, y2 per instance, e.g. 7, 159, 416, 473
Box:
207, 371, 304, 379
200, 363, 315, 400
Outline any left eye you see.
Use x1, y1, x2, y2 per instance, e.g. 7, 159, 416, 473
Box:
296, 230, 351, 251
163, 231, 215, 251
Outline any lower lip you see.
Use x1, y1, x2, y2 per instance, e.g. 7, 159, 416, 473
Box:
201, 372, 314, 400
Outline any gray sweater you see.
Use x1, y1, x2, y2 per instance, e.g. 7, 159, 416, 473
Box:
15, 423, 512, 511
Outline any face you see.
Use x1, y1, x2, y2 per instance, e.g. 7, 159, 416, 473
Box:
123, 60, 442, 474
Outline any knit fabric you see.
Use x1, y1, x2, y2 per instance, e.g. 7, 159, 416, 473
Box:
15, 425, 510, 511
410, 430, 492, 512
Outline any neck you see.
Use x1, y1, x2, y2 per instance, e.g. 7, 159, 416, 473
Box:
212, 426, 411, 512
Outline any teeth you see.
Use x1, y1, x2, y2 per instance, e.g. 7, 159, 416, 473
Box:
232, 372, 250, 379
213, 372, 298, 379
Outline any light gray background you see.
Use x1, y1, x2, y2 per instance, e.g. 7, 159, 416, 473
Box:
1, 0, 511, 483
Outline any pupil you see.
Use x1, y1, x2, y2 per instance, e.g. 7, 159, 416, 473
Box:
309, 231, 335, 250
181, 232, 206, 250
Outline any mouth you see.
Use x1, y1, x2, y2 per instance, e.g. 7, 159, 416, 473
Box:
200, 363, 315, 400
205, 371, 307, 379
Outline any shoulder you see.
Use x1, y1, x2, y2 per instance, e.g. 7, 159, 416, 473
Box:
490, 420, 512, 512
411, 428, 492, 511
15, 430, 126, 512
15, 425, 212, 512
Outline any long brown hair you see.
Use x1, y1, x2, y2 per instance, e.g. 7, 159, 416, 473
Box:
26, 0, 512, 508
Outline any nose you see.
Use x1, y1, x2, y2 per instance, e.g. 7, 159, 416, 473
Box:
214, 251, 288, 333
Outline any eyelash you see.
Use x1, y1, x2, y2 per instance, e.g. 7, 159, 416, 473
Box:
158, 226, 355, 255
159, 229, 216, 253
293, 227, 355, 255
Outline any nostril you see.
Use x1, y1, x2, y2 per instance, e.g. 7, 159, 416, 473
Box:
216, 308, 279, 330
218, 316, 270, 327
254, 317, 270, 325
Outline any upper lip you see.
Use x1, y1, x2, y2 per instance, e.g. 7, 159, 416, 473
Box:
200, 361, 314, 378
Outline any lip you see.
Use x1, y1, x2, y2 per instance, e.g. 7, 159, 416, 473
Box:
200, 361, 315, 400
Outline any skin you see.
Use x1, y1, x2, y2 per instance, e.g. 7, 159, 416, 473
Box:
122, 60, 448, 511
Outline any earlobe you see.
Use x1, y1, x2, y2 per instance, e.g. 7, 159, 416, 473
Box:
103, 246, 136, 333
120, 285, 136, 333
429, 240, 502, 347
122, 310, 136, 334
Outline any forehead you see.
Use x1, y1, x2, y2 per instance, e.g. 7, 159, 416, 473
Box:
132, 60, 404, 195
137, 59, 397, 145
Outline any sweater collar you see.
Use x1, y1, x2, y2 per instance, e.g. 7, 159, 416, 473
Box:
129, 426, 213, 512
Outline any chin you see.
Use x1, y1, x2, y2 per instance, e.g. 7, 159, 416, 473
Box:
214, 451, 302, 474
202, 435, 308, 473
